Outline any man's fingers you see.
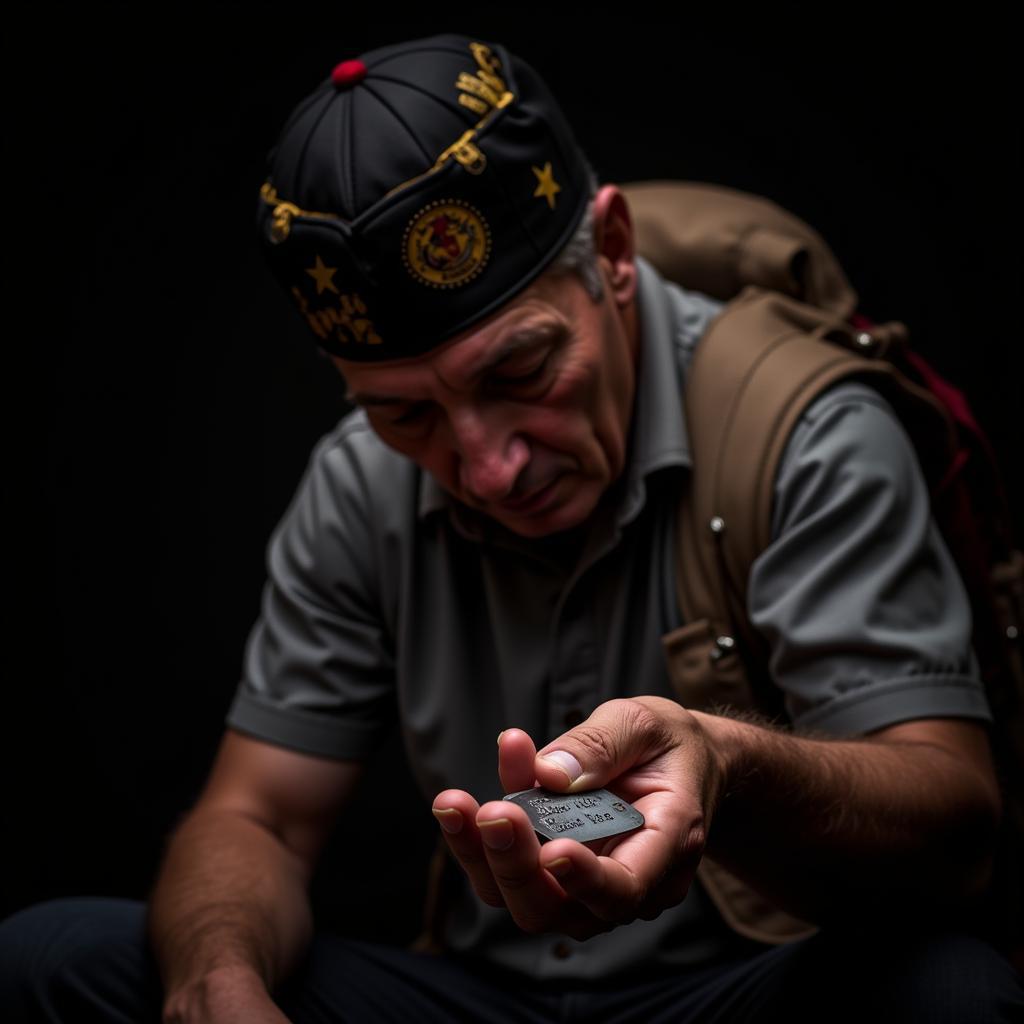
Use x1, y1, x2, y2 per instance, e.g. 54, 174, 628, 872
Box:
432, 789, 505, 908
540, 839, 645, 922
475, 801, 567, 933
497, 728, 538, 794
538, 802, 703, 923
436, 709, 712, 938
534, 696, 690, 793
434, 789, 695, 940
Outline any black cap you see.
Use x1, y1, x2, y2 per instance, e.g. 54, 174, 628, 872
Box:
257, 34, 593, 361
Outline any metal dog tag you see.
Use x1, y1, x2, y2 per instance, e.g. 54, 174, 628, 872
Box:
503, 787, 644, 843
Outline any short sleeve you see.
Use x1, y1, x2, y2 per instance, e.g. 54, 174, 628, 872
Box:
747, 380, 992, 735
225, 419, 400, 760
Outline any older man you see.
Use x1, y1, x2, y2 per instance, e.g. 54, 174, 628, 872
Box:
3, 31, 1020, 1024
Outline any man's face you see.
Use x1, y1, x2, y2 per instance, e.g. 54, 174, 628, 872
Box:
334, 258, 639, 538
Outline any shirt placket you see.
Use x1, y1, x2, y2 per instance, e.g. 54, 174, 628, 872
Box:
545, 512, 624, 742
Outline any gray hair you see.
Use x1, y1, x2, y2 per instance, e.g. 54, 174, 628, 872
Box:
545, 163, 604, 302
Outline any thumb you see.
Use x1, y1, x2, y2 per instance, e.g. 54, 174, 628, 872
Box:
534, 697, 684, 793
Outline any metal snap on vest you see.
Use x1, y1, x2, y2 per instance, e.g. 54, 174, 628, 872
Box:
709, 516, 726, 534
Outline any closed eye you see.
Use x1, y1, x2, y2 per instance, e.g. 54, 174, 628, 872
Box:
488, 353, 553, 395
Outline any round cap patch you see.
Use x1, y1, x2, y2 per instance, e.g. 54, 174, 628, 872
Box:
403, 200, 491, 288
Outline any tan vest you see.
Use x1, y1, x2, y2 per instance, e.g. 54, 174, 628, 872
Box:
622, 180, 967, 944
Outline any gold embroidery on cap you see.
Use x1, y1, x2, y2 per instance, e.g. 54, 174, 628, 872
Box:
403, 200, 491, 289
532, 162, 561, 210
457, 43, 507, 115
456, 71, 503, 109
261, 182, 347, 242
439, 132, 487, 175
305, 255, 339, 295
290, 286, 383, 347
458, 93, 488, 115
381, 44, 513, 202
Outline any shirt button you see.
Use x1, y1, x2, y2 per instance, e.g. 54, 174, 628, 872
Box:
552, 941, 572, 959
563, 708, 585, 727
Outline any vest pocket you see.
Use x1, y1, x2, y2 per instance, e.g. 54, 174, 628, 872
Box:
661, 617, 758, 712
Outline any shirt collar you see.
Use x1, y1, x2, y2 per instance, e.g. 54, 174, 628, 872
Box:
417, 255, 692, 530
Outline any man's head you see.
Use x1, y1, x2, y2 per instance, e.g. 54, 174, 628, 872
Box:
338, 184, 639, 537
257, 34, 641, 536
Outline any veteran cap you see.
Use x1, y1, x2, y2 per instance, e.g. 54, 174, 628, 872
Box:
256, 34, 594, 361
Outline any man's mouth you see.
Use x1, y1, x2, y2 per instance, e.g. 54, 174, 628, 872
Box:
497, 474, 565, 515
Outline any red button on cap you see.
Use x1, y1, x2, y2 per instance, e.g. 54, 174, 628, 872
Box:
331, 60, 367, 88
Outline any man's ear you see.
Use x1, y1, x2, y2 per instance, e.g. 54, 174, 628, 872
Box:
592, 185, 637, 308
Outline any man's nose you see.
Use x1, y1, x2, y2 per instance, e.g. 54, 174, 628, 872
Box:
450, 407, 529, 503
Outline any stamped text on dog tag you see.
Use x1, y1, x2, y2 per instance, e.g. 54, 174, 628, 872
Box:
503, 787, 645, 843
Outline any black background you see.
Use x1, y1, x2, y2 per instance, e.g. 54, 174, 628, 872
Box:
6, 7, 1021, 942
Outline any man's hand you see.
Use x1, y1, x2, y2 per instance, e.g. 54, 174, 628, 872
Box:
433, 699, 1000, 936
431, 697, 721, 940
162, 964, 292, 1023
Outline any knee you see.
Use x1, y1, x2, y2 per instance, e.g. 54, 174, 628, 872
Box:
0, 897, 161, 1022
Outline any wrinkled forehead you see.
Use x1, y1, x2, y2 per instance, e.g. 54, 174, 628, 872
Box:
332, 265, 581, 385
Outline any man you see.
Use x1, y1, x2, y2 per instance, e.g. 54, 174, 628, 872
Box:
3, 31, 1021, 1023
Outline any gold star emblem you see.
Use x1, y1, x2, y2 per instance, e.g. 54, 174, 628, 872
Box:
305, 255, 339, 295
532, 162, 561, 210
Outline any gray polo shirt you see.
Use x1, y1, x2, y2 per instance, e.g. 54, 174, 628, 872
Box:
226, 255, 990, 978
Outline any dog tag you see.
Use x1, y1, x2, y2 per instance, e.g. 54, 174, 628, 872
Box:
503, 787, 644, 843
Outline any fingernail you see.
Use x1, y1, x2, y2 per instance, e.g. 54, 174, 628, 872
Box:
432, 807, 463, 834
540, 750, 582, 784
497, 730, 505, 746
478, 818, 514, 851
547, 857, 572, 880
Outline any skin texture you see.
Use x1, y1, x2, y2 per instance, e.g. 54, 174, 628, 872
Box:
432, 701, 1001, 940
148, 731, 364, 1022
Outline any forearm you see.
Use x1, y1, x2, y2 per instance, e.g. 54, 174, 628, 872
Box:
147, 807, 313, 1009
697, 712, 1001, 924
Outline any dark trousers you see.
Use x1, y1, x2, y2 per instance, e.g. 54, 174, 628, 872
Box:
1, 897, 1021, 1023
